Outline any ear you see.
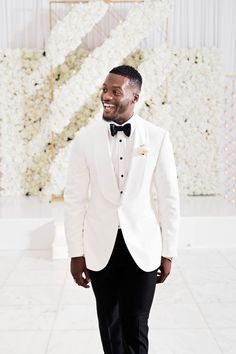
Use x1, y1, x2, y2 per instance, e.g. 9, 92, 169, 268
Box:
132, 93, 139, 103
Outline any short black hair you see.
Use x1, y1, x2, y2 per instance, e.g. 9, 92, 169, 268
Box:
109, 65, 142, 90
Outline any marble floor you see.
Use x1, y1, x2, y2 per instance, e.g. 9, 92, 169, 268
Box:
0, 248, 235, 354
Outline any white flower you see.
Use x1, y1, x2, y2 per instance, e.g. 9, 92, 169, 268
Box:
47, 1, 108, 69
25, 1, 108, 95
137, 144, 150, 156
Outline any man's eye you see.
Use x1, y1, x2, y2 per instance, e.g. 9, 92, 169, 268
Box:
113, 90, 120, 95
102, 88, 107, 93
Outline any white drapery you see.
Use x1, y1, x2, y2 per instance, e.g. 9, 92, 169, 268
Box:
0, 0, 235, 73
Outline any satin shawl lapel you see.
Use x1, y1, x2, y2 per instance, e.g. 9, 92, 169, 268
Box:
122, 116, 148, 201
93, 121, 120, 205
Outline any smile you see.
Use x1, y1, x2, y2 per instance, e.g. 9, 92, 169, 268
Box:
103, 103, 116, 112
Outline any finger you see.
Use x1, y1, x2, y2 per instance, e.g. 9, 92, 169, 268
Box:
72, 269, 90, 288
77, 273, 86, 287
156, 268, 169, 284
156, 274, 164, 283
72, 273, 86, 287
156, 267, 162, 283
160, 274, 167, 283
84, 268, 91, 283
158, 272, 169, 284
78, 273, 90, 288
156, 275, 164, 283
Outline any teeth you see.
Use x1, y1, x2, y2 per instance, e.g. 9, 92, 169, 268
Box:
104, 103, 115, 108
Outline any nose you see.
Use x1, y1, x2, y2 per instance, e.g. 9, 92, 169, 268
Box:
102, 90, 113, 101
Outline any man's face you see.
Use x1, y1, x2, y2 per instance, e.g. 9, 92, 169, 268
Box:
101, 73, 139, 125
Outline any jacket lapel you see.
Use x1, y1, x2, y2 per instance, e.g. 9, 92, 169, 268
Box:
122, 116, 148, 201
93, 121, 120, 205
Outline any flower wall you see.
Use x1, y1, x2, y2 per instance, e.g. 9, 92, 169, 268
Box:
0, 0, 224, 197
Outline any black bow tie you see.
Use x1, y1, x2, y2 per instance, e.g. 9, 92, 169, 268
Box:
110, 123, 131, 137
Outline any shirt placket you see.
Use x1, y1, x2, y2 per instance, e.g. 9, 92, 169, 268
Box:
117, 131, 126, 196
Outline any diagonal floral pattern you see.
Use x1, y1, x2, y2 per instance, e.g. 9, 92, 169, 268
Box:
25, 1, 108, 96
0, 0, 224, 198
27, 0, 170, 157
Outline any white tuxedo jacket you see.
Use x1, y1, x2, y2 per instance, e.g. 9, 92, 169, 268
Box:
64, 115, 180, 271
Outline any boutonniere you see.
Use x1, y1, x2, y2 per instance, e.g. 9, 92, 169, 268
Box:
136, 144, 150, 156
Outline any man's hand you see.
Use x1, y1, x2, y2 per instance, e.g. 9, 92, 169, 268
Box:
156, 256, 172, 284
71, 256, 91, 288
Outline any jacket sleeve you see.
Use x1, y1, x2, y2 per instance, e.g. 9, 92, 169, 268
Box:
64, 131, 90, 258
153, 131, 180, 257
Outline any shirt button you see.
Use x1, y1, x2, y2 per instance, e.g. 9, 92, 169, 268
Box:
121, 174, 124, 177
120, 191, 123, 194
119, 139, 122, 142
120, 157, 123, 160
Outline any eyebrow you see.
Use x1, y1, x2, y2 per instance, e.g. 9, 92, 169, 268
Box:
102, 83, 123, 89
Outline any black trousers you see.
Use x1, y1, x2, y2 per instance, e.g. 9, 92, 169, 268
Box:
89, 229, 157, 354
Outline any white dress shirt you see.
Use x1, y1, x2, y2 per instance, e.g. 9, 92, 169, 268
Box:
107, 115, 136, 195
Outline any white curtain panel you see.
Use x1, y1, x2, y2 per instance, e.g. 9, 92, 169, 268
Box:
169, 0, 236, 73
0, 0, 49, 50
0, 0, 235, 73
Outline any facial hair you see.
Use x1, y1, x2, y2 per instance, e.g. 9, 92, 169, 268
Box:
102, 100, 131, 124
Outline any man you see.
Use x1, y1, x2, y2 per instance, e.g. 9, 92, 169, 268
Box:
64, 65, 180, 354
